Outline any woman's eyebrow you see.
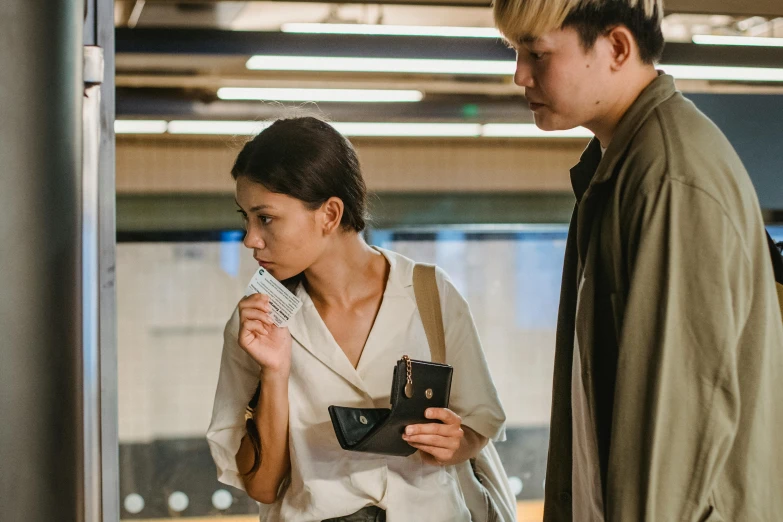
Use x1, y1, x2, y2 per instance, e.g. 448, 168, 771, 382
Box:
234, 199, 273, 213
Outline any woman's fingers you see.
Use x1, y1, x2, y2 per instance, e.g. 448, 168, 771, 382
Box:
240, 307, 276, 327
239, 293, 271, 312
404, 420, 462, 438
407, 443, 454, 464
402, 433, 461, 449
424, 408, 462, 425
239, 319, 268, 339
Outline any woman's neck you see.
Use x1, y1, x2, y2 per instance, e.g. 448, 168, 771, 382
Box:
303, 234, 388, 308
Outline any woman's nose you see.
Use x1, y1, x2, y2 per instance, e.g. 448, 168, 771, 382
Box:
243, 226, 265, 250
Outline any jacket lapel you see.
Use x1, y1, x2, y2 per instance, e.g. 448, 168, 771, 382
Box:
286, 285, 370, 394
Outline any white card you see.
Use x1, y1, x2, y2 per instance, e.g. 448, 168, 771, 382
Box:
245, 267, 303, 327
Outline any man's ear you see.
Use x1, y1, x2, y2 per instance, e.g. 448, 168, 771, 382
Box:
604, 25, 637, 70
319, 197, 345, 235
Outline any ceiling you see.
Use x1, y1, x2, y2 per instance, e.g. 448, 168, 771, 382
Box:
113, 1, 783, 130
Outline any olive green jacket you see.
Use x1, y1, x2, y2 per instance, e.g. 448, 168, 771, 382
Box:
543, 74, 783, 522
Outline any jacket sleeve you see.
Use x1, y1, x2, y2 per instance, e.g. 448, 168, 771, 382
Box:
206, 307, 261, 491
605, 177, 750, 521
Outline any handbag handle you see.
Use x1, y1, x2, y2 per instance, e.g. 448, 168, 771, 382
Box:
413, 264, 447, 365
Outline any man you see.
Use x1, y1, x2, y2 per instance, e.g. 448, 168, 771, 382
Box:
492, 0, 783, 520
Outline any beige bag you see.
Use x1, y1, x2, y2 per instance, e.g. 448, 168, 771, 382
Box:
413, 264, 518, 522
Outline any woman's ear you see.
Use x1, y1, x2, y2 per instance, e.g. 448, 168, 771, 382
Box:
319, 197, 345, 235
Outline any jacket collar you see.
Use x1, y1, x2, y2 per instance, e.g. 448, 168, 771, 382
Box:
572, 72, 678, 196
284, 247, 415, 393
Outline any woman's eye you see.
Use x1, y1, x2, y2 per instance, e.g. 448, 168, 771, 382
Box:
259, 216, 272, 225
236, 209, 248, 221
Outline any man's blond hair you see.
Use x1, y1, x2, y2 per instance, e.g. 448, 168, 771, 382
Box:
494, 0, 663, 43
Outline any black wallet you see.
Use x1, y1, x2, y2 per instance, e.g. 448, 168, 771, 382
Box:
328, 356, 453, 456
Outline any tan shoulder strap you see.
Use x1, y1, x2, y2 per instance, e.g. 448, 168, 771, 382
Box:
413, 264, 446, 364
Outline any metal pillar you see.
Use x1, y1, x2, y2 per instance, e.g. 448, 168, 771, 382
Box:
85, 0, 120, 520
0, 1, 84, 521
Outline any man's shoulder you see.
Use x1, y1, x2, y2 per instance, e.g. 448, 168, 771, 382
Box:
620, 93, 753, 206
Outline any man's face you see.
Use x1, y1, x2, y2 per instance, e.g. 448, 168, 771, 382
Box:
511, 27, 614, 131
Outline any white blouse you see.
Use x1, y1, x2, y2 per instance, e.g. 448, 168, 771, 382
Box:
207, 248, 506, 522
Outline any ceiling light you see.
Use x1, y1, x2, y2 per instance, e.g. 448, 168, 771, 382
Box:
333, 122, 482, 137
217, 87, 423, 102
164, 120, 482, 137
161, 121, 585, 138
482, 124, 593, 138
661, 64, 783, 82
246, 55, 514, 75
692, 35, 783, 48
280, 23, 501, 39
114, 120, 167, 134
166, 120, 272, 135
245, 56, 783, 83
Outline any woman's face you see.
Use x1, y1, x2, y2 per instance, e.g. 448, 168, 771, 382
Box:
235, 176, 328, 281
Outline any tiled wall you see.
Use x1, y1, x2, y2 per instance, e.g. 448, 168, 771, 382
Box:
117, 230, 564, 443
118, 241, 258, 442
116, 229, 565, 519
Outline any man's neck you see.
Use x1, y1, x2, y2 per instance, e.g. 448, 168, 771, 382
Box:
588, 67, 659, 148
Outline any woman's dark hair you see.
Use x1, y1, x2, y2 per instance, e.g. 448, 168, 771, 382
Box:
564, 1, 665, 65
231, 117, 368, 232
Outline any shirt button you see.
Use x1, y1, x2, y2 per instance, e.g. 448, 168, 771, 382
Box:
359, 415, 368, 425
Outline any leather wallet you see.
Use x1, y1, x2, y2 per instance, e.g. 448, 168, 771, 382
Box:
328, 355, 453, 456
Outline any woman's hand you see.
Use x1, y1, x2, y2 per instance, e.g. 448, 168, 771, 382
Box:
403, 408, 465, 465
238, 293, 292, 378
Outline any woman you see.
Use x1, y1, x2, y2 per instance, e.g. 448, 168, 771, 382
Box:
207, 117, 506, 522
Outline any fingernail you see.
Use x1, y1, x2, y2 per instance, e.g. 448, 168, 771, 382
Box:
425, 410, 432, 418
406, 427, 412, 435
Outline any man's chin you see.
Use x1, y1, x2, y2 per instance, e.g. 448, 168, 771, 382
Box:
533, 115, 575, 133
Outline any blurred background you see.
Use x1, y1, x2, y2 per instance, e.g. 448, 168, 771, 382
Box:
10, 1, 779, 521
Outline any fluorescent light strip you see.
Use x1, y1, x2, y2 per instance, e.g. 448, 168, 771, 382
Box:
114, 120, 167, 134
245, 56, 783, 82
334, 122, 482, 137
167, 120, 272, 135
217, 87, 423, 102
661, 64, 783, 82
246, 55, 513, 75
281, 23, 501, 39
692, 34, 783, 48
482, 124, 593, 138
159, 120, 591, 138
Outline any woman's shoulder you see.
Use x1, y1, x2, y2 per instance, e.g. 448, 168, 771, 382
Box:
223, 305, 241, 339
375, 247, 461, 304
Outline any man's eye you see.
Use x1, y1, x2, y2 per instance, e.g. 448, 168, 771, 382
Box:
530, 51, 544, 60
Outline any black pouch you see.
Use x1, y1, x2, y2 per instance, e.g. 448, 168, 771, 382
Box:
328, 356, 453, 457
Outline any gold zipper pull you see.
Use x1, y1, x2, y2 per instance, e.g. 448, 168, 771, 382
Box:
403, 355, 414, 398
